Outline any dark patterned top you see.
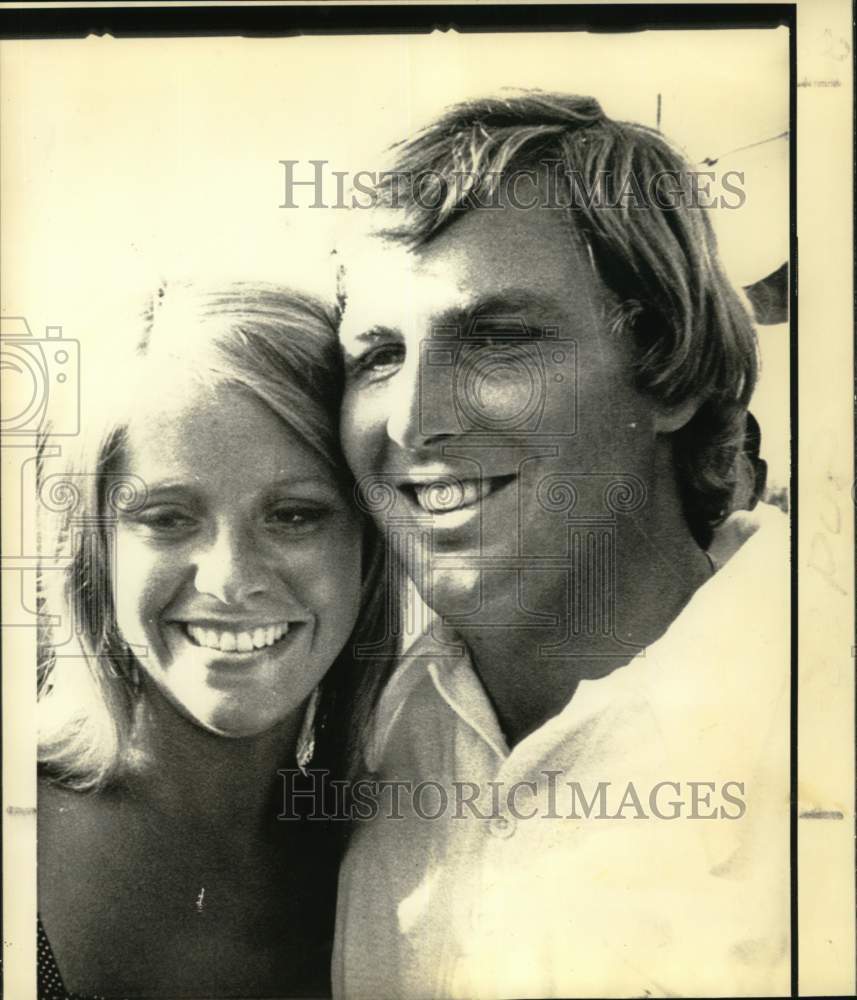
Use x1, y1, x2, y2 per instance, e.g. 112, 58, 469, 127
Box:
38, 918, 110, 1000
36, 913, 332, 998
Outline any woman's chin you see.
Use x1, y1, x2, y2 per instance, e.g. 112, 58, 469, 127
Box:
188, 703, 294, 740
143, 678, 299, 742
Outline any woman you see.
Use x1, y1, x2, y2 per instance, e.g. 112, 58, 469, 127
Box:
37, 282, 393, 998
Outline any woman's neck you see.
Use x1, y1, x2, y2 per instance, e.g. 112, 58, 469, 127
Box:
123, 680, 304, 834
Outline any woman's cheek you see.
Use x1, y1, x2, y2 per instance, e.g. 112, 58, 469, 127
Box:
113, 534, 177, 646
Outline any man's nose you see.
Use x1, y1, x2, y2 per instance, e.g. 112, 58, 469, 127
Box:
386, 351, 451, 453
194, 528, 272, 605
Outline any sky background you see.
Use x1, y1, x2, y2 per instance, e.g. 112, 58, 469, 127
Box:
1, 26, 789, 482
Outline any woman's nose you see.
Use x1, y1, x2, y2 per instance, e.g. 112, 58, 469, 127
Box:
193, 528, 272, 605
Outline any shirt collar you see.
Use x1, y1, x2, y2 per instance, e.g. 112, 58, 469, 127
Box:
367, 503, 786, 767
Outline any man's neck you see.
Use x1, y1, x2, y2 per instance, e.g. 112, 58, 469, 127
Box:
455, 499, 713, 750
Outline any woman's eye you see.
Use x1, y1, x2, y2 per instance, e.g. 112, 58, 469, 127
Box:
129, 508, 197, 535
267, 506, 331, 533
348, 342, 405, 380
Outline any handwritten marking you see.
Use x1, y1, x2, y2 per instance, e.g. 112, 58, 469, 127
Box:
797, 79, 842, 88
196, 887, 205, 912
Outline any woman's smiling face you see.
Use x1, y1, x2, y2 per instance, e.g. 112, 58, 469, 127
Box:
112, 379, 363, 738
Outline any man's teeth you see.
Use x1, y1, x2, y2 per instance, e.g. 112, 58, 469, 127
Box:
185, 623, 290, 652
413, 479, 484, 514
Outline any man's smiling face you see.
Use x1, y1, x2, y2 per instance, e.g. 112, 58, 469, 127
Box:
339, 198, 662, 629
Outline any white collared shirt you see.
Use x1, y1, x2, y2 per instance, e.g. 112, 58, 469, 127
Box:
334, 505, 790, 998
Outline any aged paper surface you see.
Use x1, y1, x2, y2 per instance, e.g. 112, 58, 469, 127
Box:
1, 2, 852, 997
793, 0, 854, 993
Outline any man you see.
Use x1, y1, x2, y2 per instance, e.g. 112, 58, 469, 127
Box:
333, 92, 789, 998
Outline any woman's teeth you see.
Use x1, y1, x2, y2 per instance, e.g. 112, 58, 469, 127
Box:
184, 623, 290, 652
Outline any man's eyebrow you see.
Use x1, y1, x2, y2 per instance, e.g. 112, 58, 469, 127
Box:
436, 289, 566, 329
341, 289, 565, 342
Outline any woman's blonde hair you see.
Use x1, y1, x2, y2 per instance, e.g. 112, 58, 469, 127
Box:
38, 281, 394, 790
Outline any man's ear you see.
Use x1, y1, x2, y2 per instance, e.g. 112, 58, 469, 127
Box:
652, 396, 701, 434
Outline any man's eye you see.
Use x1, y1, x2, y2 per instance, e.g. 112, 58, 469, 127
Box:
348, 342, 405, 380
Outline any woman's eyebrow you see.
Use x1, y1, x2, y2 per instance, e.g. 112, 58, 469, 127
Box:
136, 476, 336, 492
260, 476, 341, 497
269, 475, 336, 488
130, 478, 341, 511
136, 481, 194, 498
